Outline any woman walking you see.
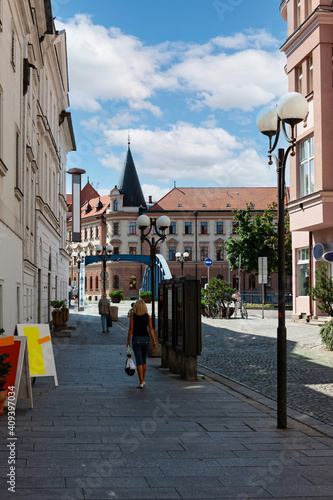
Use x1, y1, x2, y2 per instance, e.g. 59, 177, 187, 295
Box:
127, 299, 156, 388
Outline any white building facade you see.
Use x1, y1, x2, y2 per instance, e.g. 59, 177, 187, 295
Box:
0, 0, 75, 333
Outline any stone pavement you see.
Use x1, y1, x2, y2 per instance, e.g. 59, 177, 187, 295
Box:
0, 302, 333, 499
200, 309, 333, 427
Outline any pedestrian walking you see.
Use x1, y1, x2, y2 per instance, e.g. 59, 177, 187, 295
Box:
126, 299, 156, 388
98, 293, 112, 333
127, 302, 135, 317
68, 285, 72, 307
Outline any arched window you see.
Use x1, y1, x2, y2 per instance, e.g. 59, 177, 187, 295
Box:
85, 277, 87, 290
113, 275, 119, 289
95, 276, 99, 289
114, 200, 118, 212
129, 275, 136, 289
201, 275, 208, 288
90, 276, 93, 289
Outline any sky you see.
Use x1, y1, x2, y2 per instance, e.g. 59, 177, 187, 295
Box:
54, 0, 289, 201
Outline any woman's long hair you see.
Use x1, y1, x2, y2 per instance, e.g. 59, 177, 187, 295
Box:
133, 298, 148, 316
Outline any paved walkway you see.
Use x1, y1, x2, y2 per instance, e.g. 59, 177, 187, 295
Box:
0, 302, 332, 499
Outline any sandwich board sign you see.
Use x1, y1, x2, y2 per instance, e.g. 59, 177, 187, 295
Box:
0, 335, 33, 408
16, 324, 58, 387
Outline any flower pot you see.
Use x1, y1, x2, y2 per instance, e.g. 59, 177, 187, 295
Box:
0, 388, 7, 416
61, 307, 69, 327
52, 309, 62, 331
142, 296, 152, 304
111, 297, 121, 303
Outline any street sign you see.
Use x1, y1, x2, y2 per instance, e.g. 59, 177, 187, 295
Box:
258, 256, 268, 284
204, 258, 213, 267
100, 271, 109, 279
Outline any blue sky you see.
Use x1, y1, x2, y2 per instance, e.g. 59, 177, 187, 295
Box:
54, 1, 288, 200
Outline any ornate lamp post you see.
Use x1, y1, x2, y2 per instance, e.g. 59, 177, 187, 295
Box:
257, 91, 308, 429
137, 215, 171, 328
96, 244, 113, 293
175, 251, 189, 277
72, 250, 86, 311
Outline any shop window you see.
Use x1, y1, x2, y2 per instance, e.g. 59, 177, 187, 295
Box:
129, 247, 136, 255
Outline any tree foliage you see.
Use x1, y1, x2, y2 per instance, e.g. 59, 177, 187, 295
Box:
225, 202, 291, 275
310, 264, 333, 317
201, 278, 235, 308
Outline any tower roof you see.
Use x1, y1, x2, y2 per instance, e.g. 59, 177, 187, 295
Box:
117, 145, 146, 209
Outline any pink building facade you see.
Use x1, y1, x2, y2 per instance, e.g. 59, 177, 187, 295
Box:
280, 0, 333, 318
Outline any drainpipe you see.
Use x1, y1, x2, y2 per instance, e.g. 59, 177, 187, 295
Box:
194, 211, 198, 279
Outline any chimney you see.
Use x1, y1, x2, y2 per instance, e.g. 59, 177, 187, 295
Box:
149, 196, 152, 203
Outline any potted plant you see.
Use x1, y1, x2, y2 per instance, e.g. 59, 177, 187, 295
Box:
0, 352, 12, 416
139, 291, 152, 303
50, 300, 66, 331
109, 290, 124, 304
61, 299, 69, 327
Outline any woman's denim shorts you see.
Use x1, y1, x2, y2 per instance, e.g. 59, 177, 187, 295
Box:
132, 336, 150, 366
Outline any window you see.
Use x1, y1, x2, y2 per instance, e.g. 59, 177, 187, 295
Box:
185, 246, 192, 261
129, 222, 136, 235
129, 275, 136, 289
217, 274, 224, 281
84, 228, 88, 239
113, 275, 119, 289
96, 226, 99, 238
307, 0, 312, 17
129, 247, 136, 255
169, 222, 176, 235
232, 221, 239, 234
297, 0, 301, 27
90, 227, 93, 238
216, 246, 223, 261
201, 222, 207, 234
233, 276, 239, 290
185, 222, 192, 234
297, 248, 309, 296
216, 222, 223, 234
308, 55, 313, 93
201, 275, 208, 288
90, 276, 93, 289
95, 276, 99, 289
113, 247, 119, 255
200, 247, 208, 261
169, 246, 176, 261
11, 31, 15, 69
113, 200, 118, 211
297, 64, 303, 94
299, 135, 314, 197
113, 222, 119, 235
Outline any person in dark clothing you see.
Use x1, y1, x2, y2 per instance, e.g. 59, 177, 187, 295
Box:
126, 299, 156, 388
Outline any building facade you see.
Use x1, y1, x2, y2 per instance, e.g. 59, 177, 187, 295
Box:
0, 0, 75, 333
68, 145, 284, 303
280, 0, 333, 317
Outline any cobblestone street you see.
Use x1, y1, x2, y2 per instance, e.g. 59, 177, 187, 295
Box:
200, 309, 333, 426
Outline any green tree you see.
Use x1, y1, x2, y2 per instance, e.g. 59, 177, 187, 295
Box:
225, 202, 291, 276
310, 264, 333, 317
201, 277, 235, 308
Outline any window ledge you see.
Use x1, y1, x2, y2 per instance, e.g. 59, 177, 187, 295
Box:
0, 158, 8, 177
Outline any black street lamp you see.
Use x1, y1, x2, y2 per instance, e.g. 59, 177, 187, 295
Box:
96, 244, 113, 293
137, 214, 171, 328
176, 251, 189, 277
72, 250, 86, 311
257, 91, 308, 429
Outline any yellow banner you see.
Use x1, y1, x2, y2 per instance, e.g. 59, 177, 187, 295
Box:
23, 326, 46, 375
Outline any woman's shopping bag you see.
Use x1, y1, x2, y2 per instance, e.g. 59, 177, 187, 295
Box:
125, 346, 137, 376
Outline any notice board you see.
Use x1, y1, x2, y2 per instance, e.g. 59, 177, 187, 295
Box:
0, 335, 33, 408
16, 324, 58, 387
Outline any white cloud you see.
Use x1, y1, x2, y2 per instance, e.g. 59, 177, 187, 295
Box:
100, 122, 275, 188
57, 16, 287, 116
142, 184, 170, 202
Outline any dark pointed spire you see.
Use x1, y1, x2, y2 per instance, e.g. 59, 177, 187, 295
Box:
117, 145, 146, 209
